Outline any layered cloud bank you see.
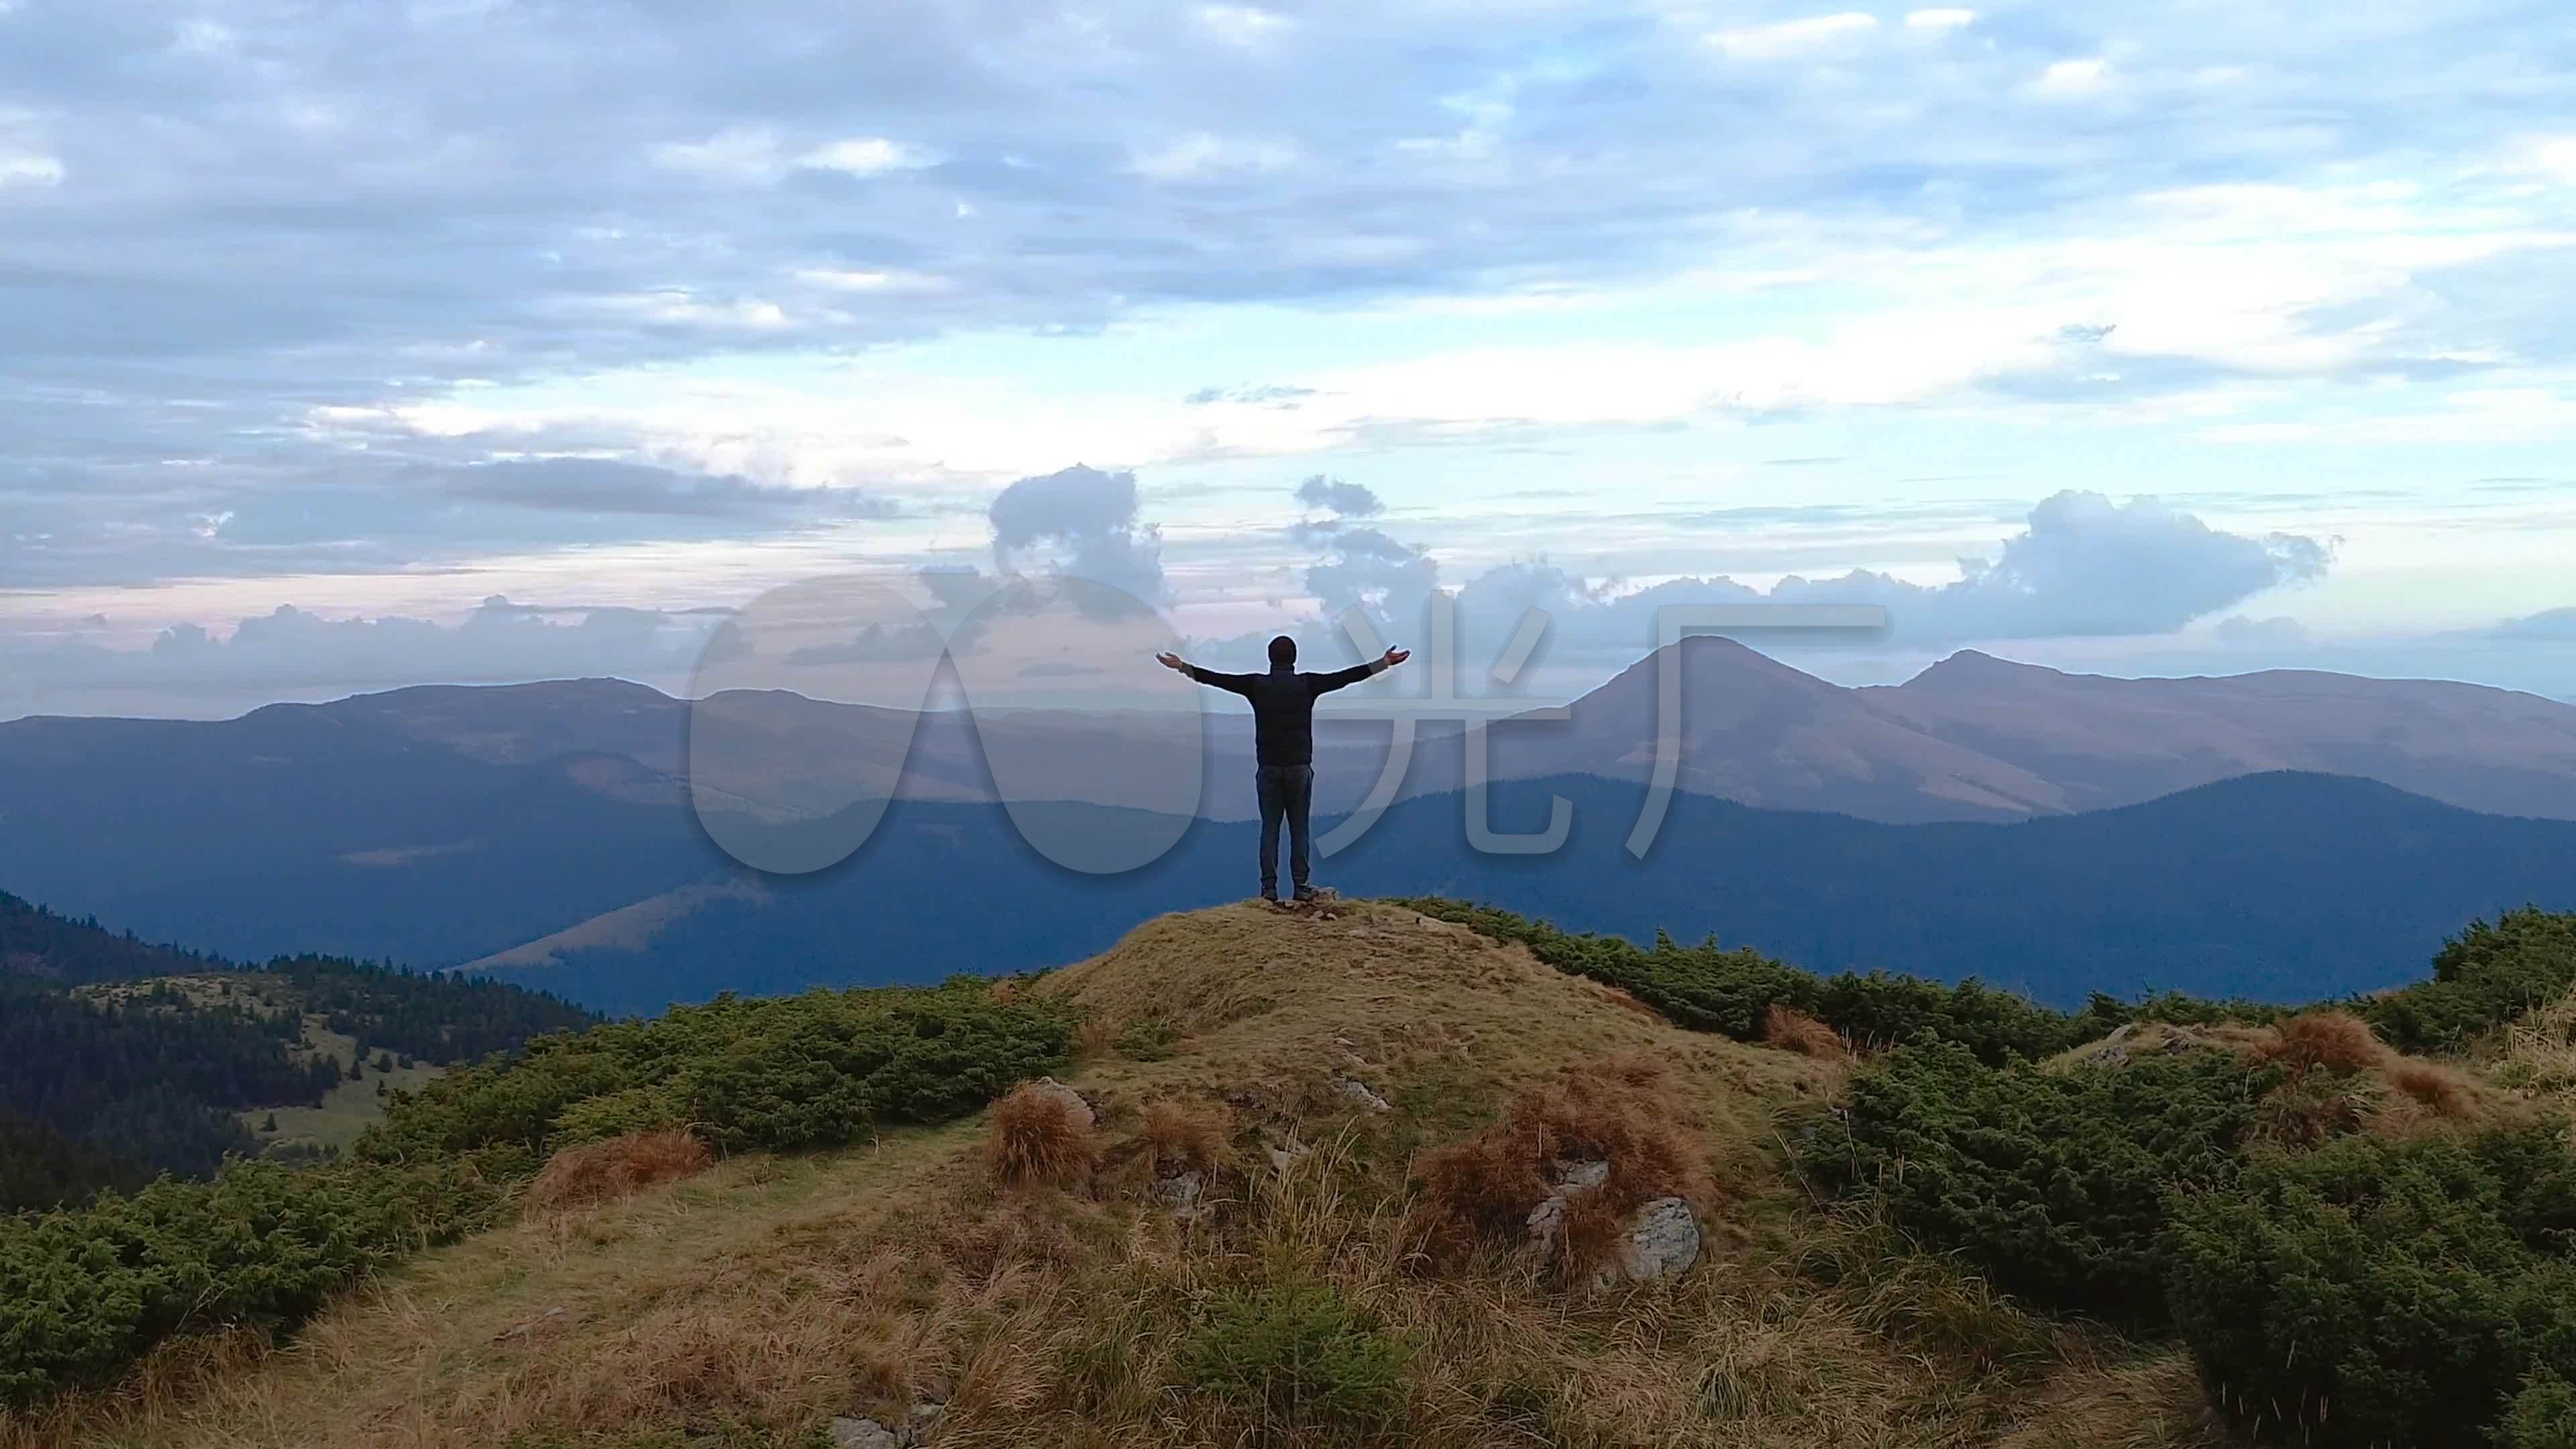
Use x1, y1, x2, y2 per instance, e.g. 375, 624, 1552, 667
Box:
0, 473, 2365, 715
3, 0, 2571, 710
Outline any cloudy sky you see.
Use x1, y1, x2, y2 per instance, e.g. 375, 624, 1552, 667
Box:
4, 0, 2574, 716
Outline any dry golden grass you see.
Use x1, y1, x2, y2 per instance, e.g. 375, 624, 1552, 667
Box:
523, 1128, 714, 1212
1988, 1343, 2228, 1449
1072, 1016, 1118, 1059
19, 902, 2229, 1449
985, 1082, 1102, 1191
1762, 1003, 1848, 1059
2489, 985, 2576, 1100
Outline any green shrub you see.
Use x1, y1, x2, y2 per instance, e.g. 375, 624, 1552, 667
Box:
547, 1085, 689, 1150
362, 981, 1073, 1165
0, 981, 1066, 1413
1399, 900, 2259, 1065
2163, 1123, 2576, 1448
0, 1156, 500, 1408
1112, 1017, 1181, 1062
2362, 910, 2576, 1055
1187, 1274, 1409, 1430
1798, 1040, 2274, 1319
2500, 1370, 2576, 1449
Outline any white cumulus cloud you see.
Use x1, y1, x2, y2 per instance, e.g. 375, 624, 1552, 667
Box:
1195, 3, 1290, 47
0, 148, 62, 188
796, 137, 929, 177
651, 126, 784, 182
1130, 132, 1299, 180
2037, 57, 2112, 95
1709, 12, 1880, 58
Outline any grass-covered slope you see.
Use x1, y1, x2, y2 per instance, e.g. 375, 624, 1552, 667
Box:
4, 901, 2227, 1449
11, 899, 2576, 1449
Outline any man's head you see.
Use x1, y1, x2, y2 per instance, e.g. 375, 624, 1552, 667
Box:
1267, 635, 1297, 669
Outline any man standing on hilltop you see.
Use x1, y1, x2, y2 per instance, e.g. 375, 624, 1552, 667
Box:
1159, 635, 1411, 904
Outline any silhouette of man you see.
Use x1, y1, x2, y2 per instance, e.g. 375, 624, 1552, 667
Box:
1159, 635, 1410, 902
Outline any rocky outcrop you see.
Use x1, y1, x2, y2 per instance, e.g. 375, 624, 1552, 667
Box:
1610, 1198, 1700, 1283
830, 1400, 946, 1448
1024, 1076, 1096, 1128
829, 1418, 898, 1449
1151, 1169, 1204, 1219
1335, 1077, 1393, 1113
1523, 1159, 1701, 1285
2064, 1021, 2247, 1070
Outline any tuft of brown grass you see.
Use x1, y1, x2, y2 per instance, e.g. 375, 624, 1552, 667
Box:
2384, 1058, 2481, 1118
1073, 1017, 1118, 1060
2251, 1071, 2376, 1149
2233, 1011, 2512, 1146
986, 1081, 1102, 1191
1140, 1097, 1231, 1176
2257, 1011, 2390, 1076
1763, 1004, 1848, 1059
524, 1130, 714, 1212
1409, 1054, 1706, 1275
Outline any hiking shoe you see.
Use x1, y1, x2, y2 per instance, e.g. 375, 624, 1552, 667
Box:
1260, 888, 1281, 904
1293, 885, 1320, 902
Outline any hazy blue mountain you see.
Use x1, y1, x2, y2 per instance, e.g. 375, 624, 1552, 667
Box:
0, 703, 712, 965
472, 771, 2576, 1017
5, 647, 2572, 1013
1861, 649, 2576, 820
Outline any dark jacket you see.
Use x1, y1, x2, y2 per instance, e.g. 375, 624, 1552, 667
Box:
1187, 660, 1385, 767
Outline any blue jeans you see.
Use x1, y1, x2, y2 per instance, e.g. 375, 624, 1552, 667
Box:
1255, 763, 1313, 894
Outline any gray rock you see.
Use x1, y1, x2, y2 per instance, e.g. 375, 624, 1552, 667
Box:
1151, 1170, 1204, 1218
1609, 1197, 1701, 1283
2081, 1022, 2147, 1067
1267, 1136, 1311, 1174
1335, 1078, 1393, 1114
1525, 1193, 1567, 1250
1526, 1159, 1611, 1253
830, 1417, 900, 1449
1026, 1076, 1095, 1129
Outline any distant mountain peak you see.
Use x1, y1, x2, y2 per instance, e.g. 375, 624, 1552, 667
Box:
1902, 649, 2067, 690
1586, 634, 1833, 703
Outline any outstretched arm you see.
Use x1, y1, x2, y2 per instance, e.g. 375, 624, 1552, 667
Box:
1157, 651, 1258, 696
1309, 645, 1411, 695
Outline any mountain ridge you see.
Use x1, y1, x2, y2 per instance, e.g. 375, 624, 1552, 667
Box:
11, 643, 2574, 829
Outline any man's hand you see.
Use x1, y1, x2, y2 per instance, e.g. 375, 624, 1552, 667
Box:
1381, 647, 1411, 669
1156, 651, 1188, 672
